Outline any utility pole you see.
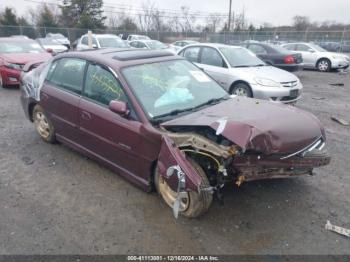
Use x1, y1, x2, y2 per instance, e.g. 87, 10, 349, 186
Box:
228, 0, 232, 31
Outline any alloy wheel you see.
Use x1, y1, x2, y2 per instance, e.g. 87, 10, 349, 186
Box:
34, 112, 51, 139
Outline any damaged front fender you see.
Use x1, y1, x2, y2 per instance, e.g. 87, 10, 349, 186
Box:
157, 136, 202, 193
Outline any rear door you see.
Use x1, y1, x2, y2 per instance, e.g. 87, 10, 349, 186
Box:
40, 58, 86, 143
78, 63, 156, 186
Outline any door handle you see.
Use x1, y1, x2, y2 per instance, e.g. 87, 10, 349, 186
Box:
81, 111, 91, 121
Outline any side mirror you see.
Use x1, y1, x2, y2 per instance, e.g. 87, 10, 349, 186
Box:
109, 100, 129, 117
92, 44, 98, 49
308, 49, 315, 53
46, 48, 54, 54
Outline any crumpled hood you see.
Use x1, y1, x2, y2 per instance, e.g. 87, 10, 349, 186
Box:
161, 97, 325, 155
230, 66, 298, 83
1, 53, 52, 65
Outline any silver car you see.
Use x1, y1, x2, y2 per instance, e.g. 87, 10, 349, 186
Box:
129, 40, 176, 54
282, 42, 350, 72
178, 43, 303, 104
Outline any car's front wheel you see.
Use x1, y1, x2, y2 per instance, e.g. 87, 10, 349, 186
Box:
33, 105, 56, 143
155, 158, 213, 218
231, 82, 253, 97
317, 59, 331, 72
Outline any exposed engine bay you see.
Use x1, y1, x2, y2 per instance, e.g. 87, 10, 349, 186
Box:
161, 125, 331, 200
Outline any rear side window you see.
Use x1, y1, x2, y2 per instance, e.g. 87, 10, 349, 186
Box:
48, 58, 86, 95
296, 44, 311, 51
84, 64, 126, 106
248, 44, 267, 54
182, 47, 200, 63
283, 44, 296, 51
201, 47, 225, 67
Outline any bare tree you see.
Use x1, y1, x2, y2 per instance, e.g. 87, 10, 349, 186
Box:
205, 13, 223, 33
292, 16, 311, 31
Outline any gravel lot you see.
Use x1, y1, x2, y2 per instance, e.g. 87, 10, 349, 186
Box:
0, 69, 349, 255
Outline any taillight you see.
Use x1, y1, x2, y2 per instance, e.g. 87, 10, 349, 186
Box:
284, 55, 295, 64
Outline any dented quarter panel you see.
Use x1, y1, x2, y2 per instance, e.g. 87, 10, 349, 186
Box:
162, 97, 325, 155
158, 136, 202, 192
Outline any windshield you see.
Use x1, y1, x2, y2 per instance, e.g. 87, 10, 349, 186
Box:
38, 38, 61, 45
308, 43, 327, 52
48, 34, 65, 39
122, 60, 228, 120
146, 41, 167, 50
219, 47, 265, 67
134, 35, 150, 40
98, 37, 128, 48
0, 41, 45, 54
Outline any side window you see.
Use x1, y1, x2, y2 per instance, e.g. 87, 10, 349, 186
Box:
129, 41, 138, 48
48, 58, 86, 95
138, 42, 147, 48
248, 44, 267, 54
296, 44, 311, 51
201, 47, 225, 67
84, 64, 126, 106
283, 44, 295, 51
81, 36, 88, 45
182, 47, 200, 63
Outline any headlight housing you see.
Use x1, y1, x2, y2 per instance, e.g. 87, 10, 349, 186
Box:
254, 77, 280, 87
5, 62, 23, 70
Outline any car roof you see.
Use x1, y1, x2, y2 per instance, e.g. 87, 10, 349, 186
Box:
131, 39, 159, 43
184, 43, 242, 49
0, 37, 36, 43
81, 34, 120, 38
54, 48, 179, 70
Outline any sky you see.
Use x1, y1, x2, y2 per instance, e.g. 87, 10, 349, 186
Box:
2, 0, 350, 26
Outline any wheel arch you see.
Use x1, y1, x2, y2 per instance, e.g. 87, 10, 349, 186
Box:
316, 57, 332, 69
229, 80, 253, 96
28, 102, 37, 122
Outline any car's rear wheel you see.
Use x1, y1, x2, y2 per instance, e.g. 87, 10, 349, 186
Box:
33, 105, 56, 143
317, 59, 331, 72
155, 158, 213, 218
231, 82, 253, 97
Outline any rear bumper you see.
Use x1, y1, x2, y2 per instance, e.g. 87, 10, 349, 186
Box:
276, 63, 304, 72
0, 66, 21, 86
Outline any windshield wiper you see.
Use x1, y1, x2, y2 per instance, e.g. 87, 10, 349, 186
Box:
152, 96, 230, 121
252, 64, 266, 67
233, 65, 251, 68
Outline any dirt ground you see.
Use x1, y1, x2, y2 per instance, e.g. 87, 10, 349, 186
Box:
0, 69, 349, 255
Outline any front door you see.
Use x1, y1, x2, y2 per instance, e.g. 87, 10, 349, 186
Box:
78, 63, 156, 187
197, 47, 231, 90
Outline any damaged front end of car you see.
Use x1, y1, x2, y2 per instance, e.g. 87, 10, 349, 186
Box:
155, 99, 331, 217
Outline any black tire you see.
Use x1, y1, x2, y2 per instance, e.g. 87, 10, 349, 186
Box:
0, 74, 6, 88
316, 58, 331, 72
155, 158, 213, 218
33, 105, 56, 143
231, 82, 253, 97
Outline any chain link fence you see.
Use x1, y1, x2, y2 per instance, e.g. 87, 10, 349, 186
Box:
1, 25, 350, 48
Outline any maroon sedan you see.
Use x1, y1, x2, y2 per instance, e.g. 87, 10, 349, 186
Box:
0, 37, 52, 88
20, 49, 330, 218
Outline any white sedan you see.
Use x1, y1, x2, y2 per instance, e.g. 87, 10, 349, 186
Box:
282, 42, 350, 72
